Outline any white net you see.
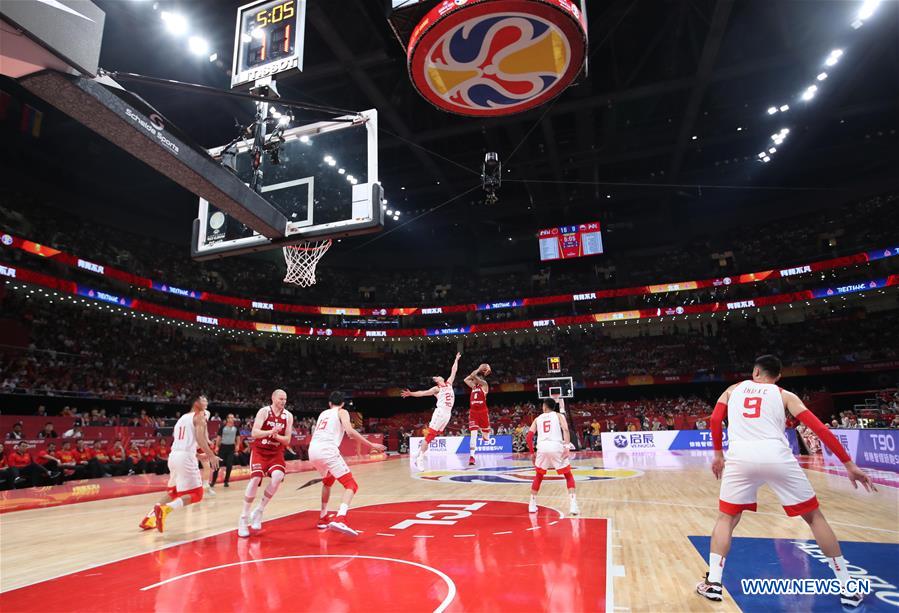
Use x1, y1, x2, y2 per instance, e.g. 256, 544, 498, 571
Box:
282, 239, 332, 287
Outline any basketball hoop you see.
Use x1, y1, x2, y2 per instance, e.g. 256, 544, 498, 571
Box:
282, 239, 332, 287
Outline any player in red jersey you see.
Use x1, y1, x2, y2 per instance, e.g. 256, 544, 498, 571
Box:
463, 363, 492, 466
696, 356, 877, 608
238, 389, 293, 537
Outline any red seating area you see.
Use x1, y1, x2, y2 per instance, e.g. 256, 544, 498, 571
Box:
1, 415, 156, 441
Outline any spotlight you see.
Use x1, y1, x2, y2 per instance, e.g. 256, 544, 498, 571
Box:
327, 158, 336, 167
857, 0, 881, 21
769, 147, 777, 154
188, 36, 209, 55
825, 49, 843, 66
817, 72, 828, 81
208, 53, 217, 62
801, 85, 818, 101
299, 135, 311, 144
161, 11, 188, 36
767, 106, 778, 115
338, 168, 345, 174
278, 115, 290, 126
323, 155, 334, 163
386, 209, 393, 216
779, 104, 790, 112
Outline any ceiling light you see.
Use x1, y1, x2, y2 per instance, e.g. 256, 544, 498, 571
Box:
395, 211, 401, 216
825, 49, 843, 66
762, 156, 771, 163
801, 85, 818, 101
188, 36, 209, 55
758, 152, 766, 158
338, 168, 345, 174
350, 178, 358, 185
323, 155, 333, 163
736, 126, 743, 131
691, 135, 697, 140
386, 209, 393, 215
769, 147, 776, 154
278, 115, 290, 126
767, 106, 778, 115
401, 186, 405, 190
160, 12, 188, 36
327, 159, 336, 167
779, 104, 789, 112
208, 53, 217, 62
381, 204, 386, 210
816, 72, 828, 81
857, 0, 881, 21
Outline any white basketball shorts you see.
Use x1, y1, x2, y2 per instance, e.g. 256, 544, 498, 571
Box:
428, 407, 452, 433
167, 450, 203, 495
308, 442, 350, 480
719, 458, 818, 516
535, 442, 570, 471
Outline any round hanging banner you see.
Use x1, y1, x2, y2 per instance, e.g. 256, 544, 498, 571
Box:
407, 0, 588, 117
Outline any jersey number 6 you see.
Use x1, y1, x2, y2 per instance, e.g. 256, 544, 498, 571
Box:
742, 396, 762, 419
542, 421, 551, 433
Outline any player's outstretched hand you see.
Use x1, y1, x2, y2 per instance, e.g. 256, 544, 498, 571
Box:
455, 352, 462, 360
371, 443, 386, 453
846, 462, 877, 492
209, 455, 221, 471
401, 389, 412, 398
711, 452, 725, 480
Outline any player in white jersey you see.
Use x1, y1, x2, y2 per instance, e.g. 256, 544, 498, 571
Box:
696, 355, 877, 608
309, 391, 386, 536
401, 352, 461, 471
138, 395, 219, 532
526, 397, 579, 516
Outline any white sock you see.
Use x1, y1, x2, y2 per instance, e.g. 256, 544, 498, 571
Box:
242, 498, 253, 517
259, 494, 272, 510
708, 553, 725, 583
338, 503, 349, 517
829, 556, 851, 589
570, 493, 577, 501
470, 432, 477, 455
530, 494, 537, 502
166, 498, 184, 510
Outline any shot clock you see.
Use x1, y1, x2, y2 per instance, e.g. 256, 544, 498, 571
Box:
231, 0, 306, 89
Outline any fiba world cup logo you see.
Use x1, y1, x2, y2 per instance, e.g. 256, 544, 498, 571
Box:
425, 15, 569, 114
407, 1, 587, 117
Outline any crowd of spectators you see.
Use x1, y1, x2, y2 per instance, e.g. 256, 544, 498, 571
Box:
3, 283, 897, 405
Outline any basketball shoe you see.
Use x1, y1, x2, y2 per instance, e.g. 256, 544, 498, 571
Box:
328, 516, 359, 536
569, 499, 580, 516
840, 592, 864, 608
317, 512, 337, 529
139, 511, 156, 531
468, 455, 476, 466
237, 515, 250, 538
153, 503, 173, 533
695, 573, 723, 601
528, 497, 537, 513
249, 507, 263, 531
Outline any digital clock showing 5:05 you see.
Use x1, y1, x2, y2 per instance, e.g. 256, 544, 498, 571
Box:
253, 0, 295, 26
232, 0, 305, 88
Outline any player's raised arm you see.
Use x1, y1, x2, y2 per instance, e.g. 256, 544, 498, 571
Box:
782, 389, 876, 492
401, 386, 439, 398
446, 352, 462, 385
463, 366, 481, 389
193, 410, 220, 471
338, 408, 386, 452
251, 407, 275, 439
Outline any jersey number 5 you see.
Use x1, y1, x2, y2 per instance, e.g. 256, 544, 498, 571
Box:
542, 420, 551, 433
742, 397, 762, 419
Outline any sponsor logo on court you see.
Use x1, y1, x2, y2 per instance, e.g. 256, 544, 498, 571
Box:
414, 464, 643, 484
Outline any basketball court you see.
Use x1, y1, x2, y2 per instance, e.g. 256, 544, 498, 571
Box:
1, 0, 898, 611
1, 451, 896, 612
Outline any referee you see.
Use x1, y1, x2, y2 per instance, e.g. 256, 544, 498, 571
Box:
211, 414, 240, 488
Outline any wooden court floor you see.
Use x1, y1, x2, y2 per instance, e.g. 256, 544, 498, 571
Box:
1, 452, 896, 612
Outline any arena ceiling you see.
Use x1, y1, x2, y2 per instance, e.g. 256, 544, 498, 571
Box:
4, 0, 898, 262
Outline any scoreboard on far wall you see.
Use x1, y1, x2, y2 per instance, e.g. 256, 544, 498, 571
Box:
538, 222, 604, 261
